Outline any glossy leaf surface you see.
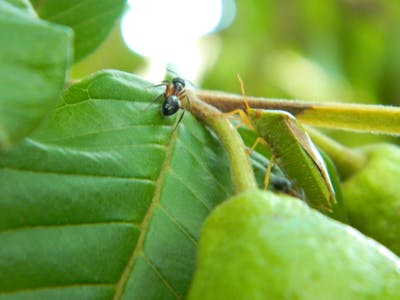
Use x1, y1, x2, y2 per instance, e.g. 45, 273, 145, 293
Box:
0, 70, 232, 299
0, 0, 72, 148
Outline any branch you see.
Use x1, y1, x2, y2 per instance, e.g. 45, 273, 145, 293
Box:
195, 90, 400, 136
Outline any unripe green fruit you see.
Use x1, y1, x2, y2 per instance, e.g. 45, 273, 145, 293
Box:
342, 144, 400, 255
188, 189, 400, 300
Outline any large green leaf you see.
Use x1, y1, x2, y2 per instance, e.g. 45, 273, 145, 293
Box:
31, 0, 127, 62
0, 70, 232, 299
0, 0, 72, 149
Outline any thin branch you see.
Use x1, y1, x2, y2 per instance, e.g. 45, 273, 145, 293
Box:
195, 90, 400, 136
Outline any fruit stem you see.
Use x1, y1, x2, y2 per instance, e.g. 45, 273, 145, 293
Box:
184, 90, 257, 193
195, 90, 400, 136
306, 127, 366, 179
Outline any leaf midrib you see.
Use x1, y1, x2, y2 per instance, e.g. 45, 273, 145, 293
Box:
1, 166, 155, 182
112, 127, 181, 300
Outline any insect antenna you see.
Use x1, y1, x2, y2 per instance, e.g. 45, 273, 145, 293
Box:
152, 80, 169, 88
237, 73, 251, 112
166, 66, 180, 78
226, 74, 254, 130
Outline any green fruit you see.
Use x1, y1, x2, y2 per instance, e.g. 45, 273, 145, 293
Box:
188, 189, 400, 300
342, 143, 400, 255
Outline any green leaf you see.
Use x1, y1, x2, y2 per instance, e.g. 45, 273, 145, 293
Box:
0, 70, 232, 299
31, 0, 127, 62
0, 0, 72, 149
4, 0, 36, 16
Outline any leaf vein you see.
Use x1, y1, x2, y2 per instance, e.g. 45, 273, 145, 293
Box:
168, 169, 212, 212
141, 254, 180, 299
0, 222, 140, 235
112, 125, 177, 299
45, 1, 105, 23
1, 166, 156, 182
36, 126, 171, 144
73, 8, 121, 29
176, 137, 229, 196
0, 283, 115, 297
159, 205, 197, 245
59, 98, 154, 108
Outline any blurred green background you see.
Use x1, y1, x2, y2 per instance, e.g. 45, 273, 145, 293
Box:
71, 0, 400, 145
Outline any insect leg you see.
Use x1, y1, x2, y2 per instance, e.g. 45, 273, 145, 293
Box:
263, 155, 275, 189
143, 93, 164, 111
172, 108, 185, 133
247, 136, 265, 155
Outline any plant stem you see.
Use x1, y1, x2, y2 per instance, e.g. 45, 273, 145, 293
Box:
184, 90, 257, 194
306, 127, 366, 179
195, 90, 400, 136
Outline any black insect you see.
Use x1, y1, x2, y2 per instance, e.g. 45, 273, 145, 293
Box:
162, 77, 186, 116
146, 76, 188, 130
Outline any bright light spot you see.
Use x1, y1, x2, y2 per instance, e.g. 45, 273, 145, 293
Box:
122, 0, 221, 58
121, 0, 234, 82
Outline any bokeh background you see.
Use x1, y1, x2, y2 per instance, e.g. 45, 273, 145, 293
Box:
71, 0, 400, 145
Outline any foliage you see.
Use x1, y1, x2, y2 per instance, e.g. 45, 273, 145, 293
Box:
0, 0, 72, 148
0, 1, 231, 298
0, 1, 399, 299
0, 69, 232, 299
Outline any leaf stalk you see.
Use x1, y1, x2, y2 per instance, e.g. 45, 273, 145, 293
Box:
184, 90, 257, 194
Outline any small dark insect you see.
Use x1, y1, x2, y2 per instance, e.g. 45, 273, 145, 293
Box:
270, 176, 304, 199
162, 77, 186, 115
146, 76, 188, 129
